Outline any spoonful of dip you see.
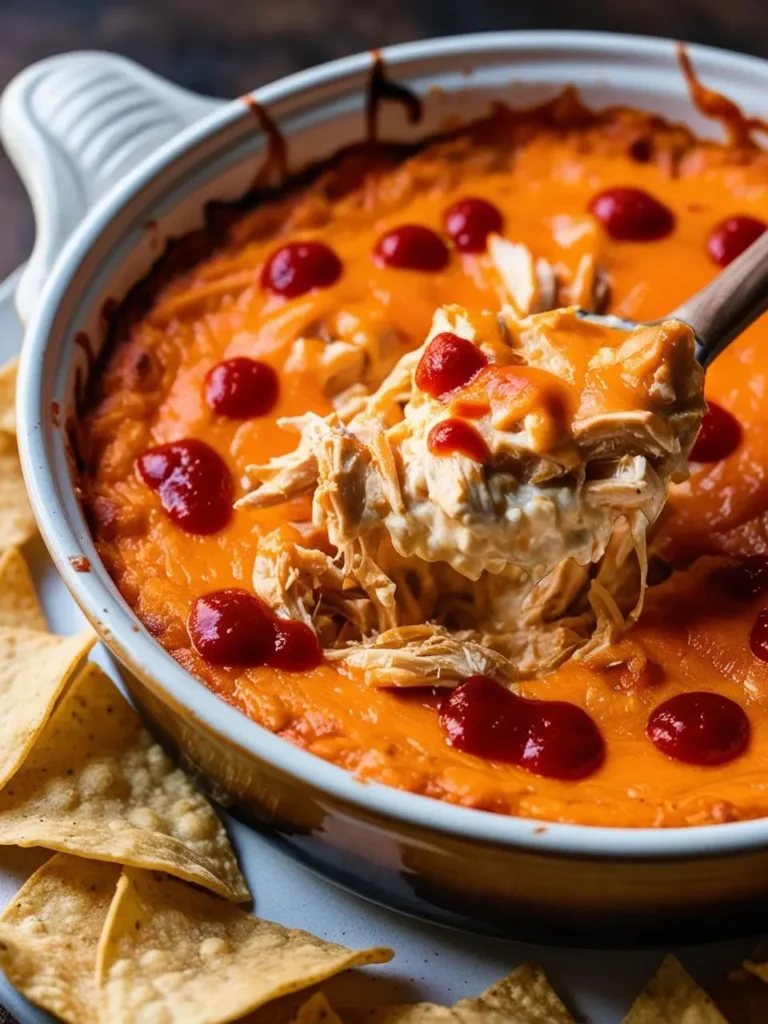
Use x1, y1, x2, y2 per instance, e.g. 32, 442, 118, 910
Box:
235, 300, 703, 683
239, 301, 704, 583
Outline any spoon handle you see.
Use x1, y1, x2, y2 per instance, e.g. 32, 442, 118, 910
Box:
670, 229, 768, 368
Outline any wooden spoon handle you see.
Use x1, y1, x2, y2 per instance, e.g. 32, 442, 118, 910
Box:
670, 228, 768, 367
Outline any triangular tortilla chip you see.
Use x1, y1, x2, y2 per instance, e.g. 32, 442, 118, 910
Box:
0, 546, 47, 630
457, 964, 574, 1023
0, 357, 17, 434
622, 955, 728, 1023
0, 852, 119, 1024
0, 430, 36, 549
0, 663, 248, 902
0, 626, 95, 789
342, 964, 573, 1023
96, 867, 392, 1024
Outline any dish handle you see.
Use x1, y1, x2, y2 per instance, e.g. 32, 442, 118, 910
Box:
0, 51, 223, 323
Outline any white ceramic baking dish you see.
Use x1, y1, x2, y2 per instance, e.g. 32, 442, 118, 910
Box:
8, 32, 768, 943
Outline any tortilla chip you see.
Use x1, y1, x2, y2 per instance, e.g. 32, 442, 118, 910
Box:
0, 852, 119, 1024
96, 867, 393, 1024
0, 430, 36, 550
0, 625, 95, 789
0, 546, 47, 630
293, 993, 344, 1023
0, 662, 249, 902
458, 964, 574, 1023
342, 964, 573, 1023
622, 955, 728, 1023
0, 357, 17, 434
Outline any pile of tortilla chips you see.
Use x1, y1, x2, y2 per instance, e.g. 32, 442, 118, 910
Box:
0, 352, 764, 1022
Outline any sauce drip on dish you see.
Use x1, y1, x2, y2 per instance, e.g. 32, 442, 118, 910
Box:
365, 49, 423, 142
242, 95, 289, 190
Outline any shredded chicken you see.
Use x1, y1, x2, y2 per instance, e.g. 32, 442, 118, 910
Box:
325, 624, 514, 686
237, 288, 705, 688
567, 252, 611, 312
489, 235, 558, 316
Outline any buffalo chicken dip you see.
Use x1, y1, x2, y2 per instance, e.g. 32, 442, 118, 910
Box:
78, 61, 768, 826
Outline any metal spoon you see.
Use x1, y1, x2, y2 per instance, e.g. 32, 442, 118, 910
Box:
578, 228, 768, 369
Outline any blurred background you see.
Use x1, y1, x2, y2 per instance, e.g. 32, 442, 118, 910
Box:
0, 0, 767, 278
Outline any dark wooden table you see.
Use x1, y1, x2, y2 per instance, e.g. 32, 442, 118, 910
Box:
2, 0, 768, 280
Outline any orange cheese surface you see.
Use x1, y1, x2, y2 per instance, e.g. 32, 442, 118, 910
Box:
79, 86, 768, 826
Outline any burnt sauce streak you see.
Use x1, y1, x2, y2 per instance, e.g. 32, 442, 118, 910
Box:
677, 43, 768, 147
73, 331, 95, 369
100, 297, 119, 324
241, 95, 289, 189
366, 49, 423, 142
240, 52, 422, 192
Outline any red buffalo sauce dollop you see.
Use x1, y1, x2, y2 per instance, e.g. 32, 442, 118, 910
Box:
588, 186, 675, 241
444, 197, 504, 253
137, 440, 233, 535
646, 692, 750, 766
440, 675, 605, 781
689, 401, 742, 463
707, 215, 766, 267
427, 419, 490, 462
204, 357, 279, 419
188, 588, 322, 670
261, 241, 342, 297
415, 333, 487, 400
374, 225, 450, 272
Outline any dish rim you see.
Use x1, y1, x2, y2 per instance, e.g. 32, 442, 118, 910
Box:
18, 28, 768, 859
